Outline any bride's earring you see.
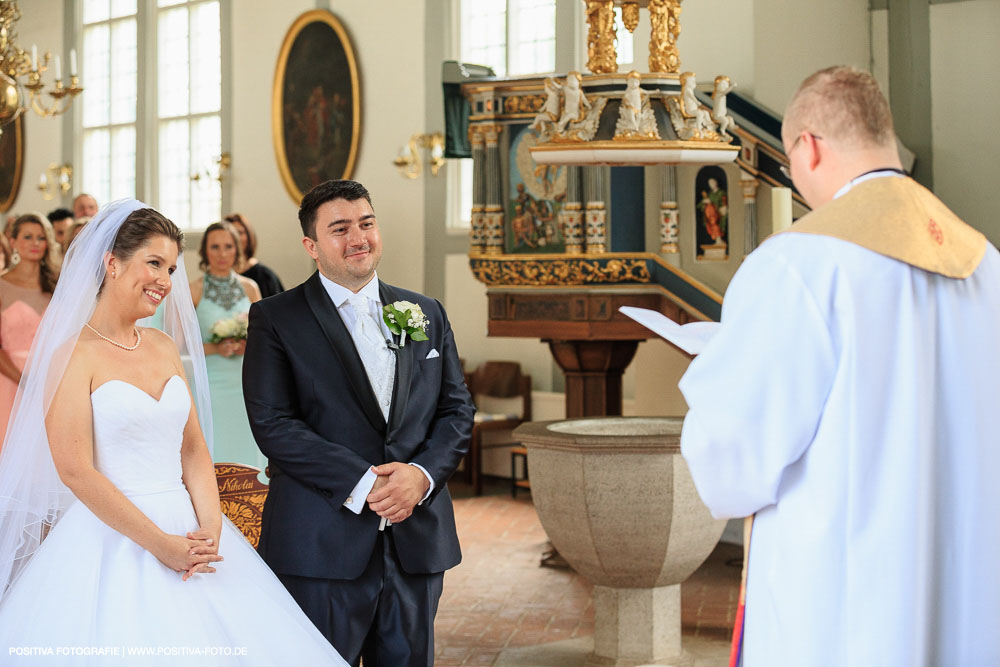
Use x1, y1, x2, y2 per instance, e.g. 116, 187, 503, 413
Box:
10, 249, 19, 265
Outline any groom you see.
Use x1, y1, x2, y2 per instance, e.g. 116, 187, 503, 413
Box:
243, 179, 474, 666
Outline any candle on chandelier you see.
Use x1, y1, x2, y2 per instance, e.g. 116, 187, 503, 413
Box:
70, 49, 77, 76
31, 45, 38, 71
54, 56, 61, 81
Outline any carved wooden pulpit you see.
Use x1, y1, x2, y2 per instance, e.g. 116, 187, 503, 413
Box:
453, 1, 799, 417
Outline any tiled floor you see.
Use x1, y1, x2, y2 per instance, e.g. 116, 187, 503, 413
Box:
434, 482, 741, 666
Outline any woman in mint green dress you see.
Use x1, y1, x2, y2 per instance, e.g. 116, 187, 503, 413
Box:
191, 221, 262, 467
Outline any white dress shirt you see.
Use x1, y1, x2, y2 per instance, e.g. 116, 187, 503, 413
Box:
317, 271, 434, 520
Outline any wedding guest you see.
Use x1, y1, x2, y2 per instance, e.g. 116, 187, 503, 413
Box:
3, 215, 15, 248
0, 232, 11, 273
73, 193, 98, 220
0, 213, 59, 444
66, 217, 90, 248
190, 221, 262, 467
225, 213, 285, 299
46, 207, 74, 249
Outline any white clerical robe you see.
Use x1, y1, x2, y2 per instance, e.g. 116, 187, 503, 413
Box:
679, 207, 1000, 665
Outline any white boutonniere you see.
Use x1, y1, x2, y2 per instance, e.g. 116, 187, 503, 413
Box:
382, 300, 429, 347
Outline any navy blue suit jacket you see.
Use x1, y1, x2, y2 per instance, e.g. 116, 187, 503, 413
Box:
242, 272, 474, 580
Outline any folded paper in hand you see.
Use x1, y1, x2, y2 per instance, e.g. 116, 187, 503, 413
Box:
618, 306, 720, 356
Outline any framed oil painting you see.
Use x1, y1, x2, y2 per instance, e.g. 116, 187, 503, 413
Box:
0, 116, 23, 213
272, 10, 360, 203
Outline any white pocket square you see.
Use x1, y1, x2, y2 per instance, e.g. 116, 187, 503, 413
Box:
425, 349, 440, 360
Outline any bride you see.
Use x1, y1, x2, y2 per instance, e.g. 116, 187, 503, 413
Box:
0, 201, 346, 664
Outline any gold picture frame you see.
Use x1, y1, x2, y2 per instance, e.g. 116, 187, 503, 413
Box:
0, 116, 24, 213
272, 10, 360, 204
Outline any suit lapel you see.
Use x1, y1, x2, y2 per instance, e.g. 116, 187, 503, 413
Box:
304, 272, 386, 433
379, 281, 413, 438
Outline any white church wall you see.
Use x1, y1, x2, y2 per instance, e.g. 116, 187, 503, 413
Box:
929, 0, 1000, 246
672, 0, 755, 95
10, 0, 65, 220
752, 0, 870, 115
229, 0, 429, 292
869, 8, 890, 106
227, 0, 315, 288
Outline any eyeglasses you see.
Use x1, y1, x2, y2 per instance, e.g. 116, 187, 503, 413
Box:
779, 133, 821, 180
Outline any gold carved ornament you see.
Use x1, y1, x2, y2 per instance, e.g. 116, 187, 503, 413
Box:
219, 497, 267, 548
585, 0, 618, 74
215, 463, 268, 549
621, 2, 640, 33
471, 257, 652, 287
649, 0, 682, 73
503, 95, 545, 114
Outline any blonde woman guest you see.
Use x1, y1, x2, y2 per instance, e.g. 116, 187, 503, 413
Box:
190, 221, 262, 467
225, 213, 285, 299
0, 213, 60, 442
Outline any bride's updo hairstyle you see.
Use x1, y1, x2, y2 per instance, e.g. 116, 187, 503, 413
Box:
111, 207, 184, 261
99, 208, 183, 295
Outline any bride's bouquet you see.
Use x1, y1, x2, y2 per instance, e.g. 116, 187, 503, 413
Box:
209, 312, 249, 343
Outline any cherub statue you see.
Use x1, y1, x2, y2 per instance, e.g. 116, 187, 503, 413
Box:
680, 72, 714, 131
665, 71, 716, 140
615, 71, 660, 139
556, 72, 591, 134
618, 72, 643, 133
530, 77, 563, 139
711, 75, 736, 138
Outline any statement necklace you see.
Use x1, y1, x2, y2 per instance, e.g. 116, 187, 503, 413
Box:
204, 271, 244, 311
85, 323, 141, 352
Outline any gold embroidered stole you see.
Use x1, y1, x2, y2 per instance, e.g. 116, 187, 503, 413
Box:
782, 176, 987, 278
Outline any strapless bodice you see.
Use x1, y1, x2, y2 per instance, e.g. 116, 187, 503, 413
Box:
90, 375, 190, 495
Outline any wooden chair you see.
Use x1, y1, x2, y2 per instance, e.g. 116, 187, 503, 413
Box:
465, 361, 532, 495
215, 463, 268, 548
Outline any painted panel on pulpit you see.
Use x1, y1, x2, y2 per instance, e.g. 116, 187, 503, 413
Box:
695, 166, 729, 261
273, 10, 360, 203
507, 127, 567, 253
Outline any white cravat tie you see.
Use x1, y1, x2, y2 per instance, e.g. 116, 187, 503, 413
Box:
347, 293, 395, 421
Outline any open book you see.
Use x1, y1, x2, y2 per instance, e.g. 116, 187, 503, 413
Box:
619, 306, 720, 356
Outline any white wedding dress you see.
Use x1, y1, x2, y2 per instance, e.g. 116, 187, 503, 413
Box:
0, 375, 347, 665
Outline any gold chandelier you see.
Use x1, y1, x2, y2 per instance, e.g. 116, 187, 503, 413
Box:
0, 1, 82, 134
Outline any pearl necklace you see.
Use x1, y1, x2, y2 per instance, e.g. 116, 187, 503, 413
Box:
85, 323, 141, 351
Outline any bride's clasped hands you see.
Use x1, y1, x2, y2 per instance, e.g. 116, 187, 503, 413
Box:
154, 528, 223, 581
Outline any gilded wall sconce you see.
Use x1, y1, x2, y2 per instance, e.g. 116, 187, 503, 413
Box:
37, 162, 71, 201
393, 132, 445, 179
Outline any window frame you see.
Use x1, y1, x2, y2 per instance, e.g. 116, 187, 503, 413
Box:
77, 4, 140, 208
73, 0, 230, 230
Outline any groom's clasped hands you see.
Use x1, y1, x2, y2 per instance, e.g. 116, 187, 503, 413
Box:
366, 462, 431, 524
